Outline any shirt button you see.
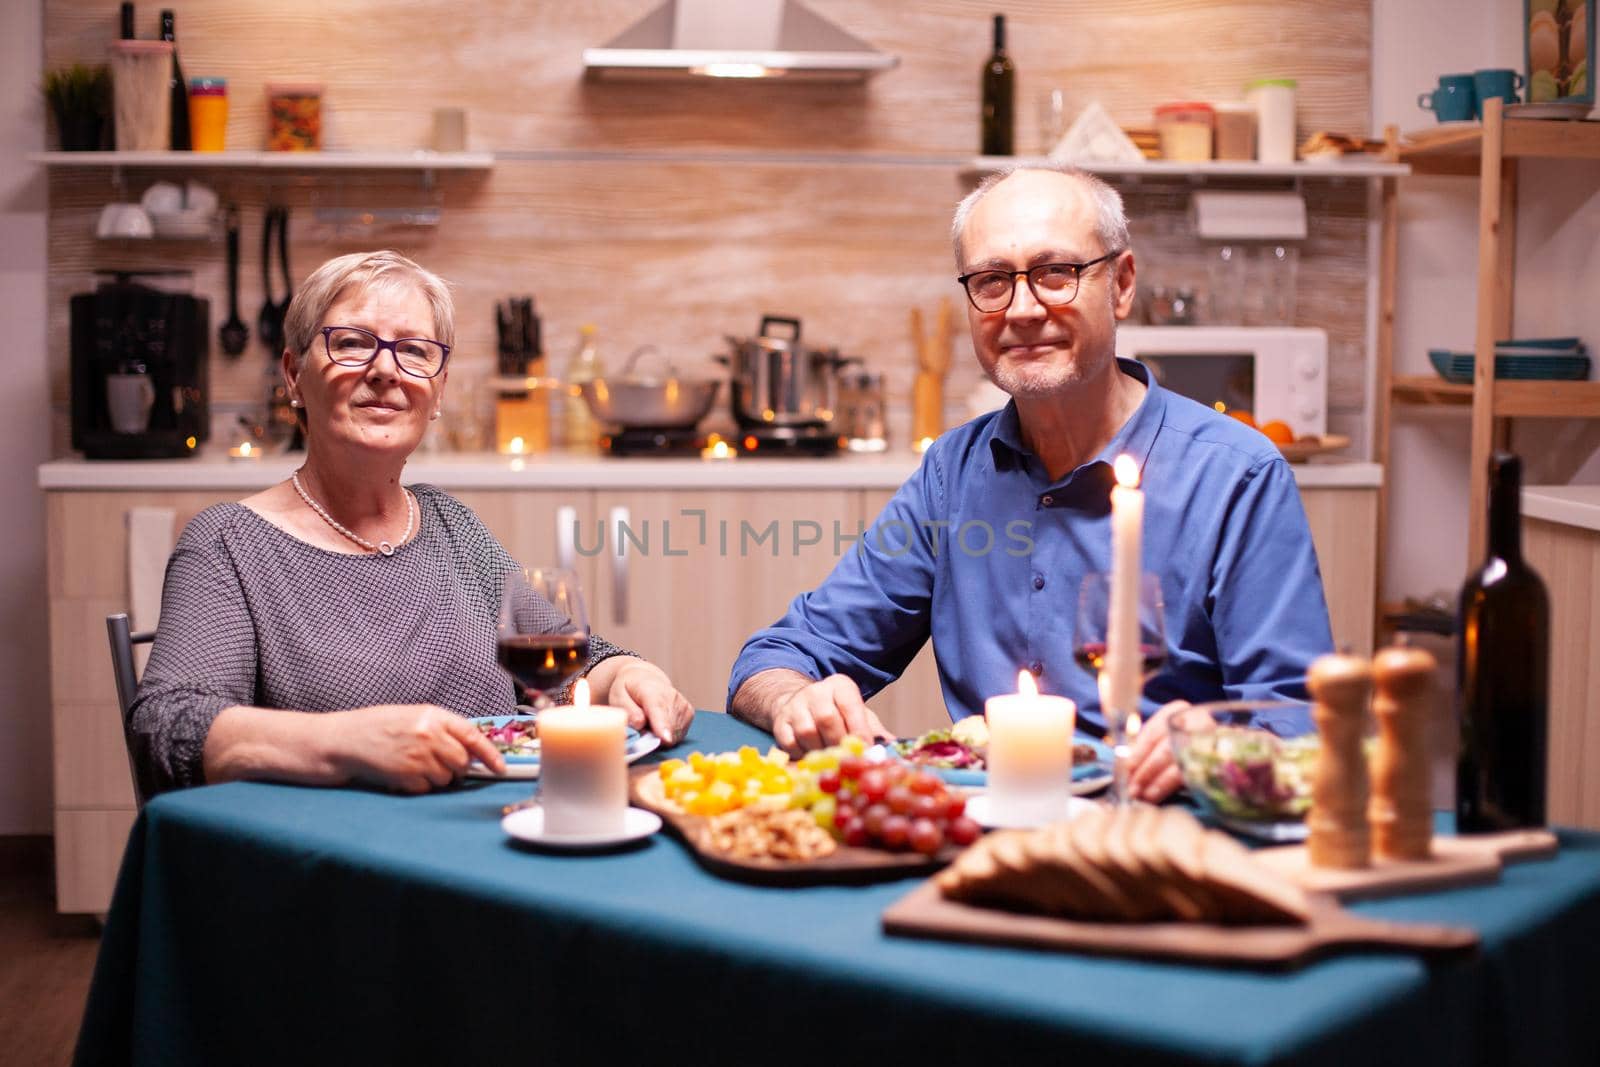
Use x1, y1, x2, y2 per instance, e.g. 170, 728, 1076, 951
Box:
1032, 573, 1045, 590
1041, 494, 1054, 507
1029, 660, 1044, 675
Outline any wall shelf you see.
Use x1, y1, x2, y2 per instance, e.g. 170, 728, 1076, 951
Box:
27, 150, 494, 170
962, 155, 1410, 180
1395, 118, 1600, 176
1391, 375, 1600, 417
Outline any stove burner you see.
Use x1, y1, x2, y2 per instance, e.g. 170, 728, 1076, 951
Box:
736, 427, 843, 457
602, 428, 706, 457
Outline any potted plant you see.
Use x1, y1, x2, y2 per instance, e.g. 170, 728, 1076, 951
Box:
42, 64, 110, 151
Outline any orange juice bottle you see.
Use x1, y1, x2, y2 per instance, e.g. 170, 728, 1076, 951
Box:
187, 78, 227, 152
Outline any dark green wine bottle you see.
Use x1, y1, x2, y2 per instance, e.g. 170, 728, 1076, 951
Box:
980, 14, 1015, 156
160, 10, 191, 150
1456, 452, 1550, 832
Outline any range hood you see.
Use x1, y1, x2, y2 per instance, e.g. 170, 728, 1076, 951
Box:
583, 0, 899, 81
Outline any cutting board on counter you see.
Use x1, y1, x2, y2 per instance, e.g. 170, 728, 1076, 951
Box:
1253, 829, 1559, 902
882, 882, 1477, 969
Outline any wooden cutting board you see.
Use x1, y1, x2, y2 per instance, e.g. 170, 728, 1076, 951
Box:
882, 881, 1477, 969
1253, 829, 1559, 902
630, 768, 955, 886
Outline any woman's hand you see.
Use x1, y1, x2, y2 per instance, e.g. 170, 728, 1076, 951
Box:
602, 660, 695, 745
324, 704, 506, 794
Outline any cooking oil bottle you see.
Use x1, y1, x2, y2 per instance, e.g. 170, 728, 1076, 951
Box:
563, 324, 604, 452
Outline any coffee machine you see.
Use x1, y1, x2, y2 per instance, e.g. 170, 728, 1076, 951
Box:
70, 272, 209, 459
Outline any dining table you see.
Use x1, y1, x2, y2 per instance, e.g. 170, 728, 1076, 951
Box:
75, 711, 1600, 1066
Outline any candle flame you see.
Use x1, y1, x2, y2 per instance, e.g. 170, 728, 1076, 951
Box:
1017, 669, 1038, 697
1113, 454, 1140, 489
914, 436, 935, 454
1126, 711, 1142, 738
508, 436, 526, 455
239, 441, 253, 457
574, 678, 590, 708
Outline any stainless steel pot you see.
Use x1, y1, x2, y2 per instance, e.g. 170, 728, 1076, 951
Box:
580, 346, 721, 430
718, 315, 857, 429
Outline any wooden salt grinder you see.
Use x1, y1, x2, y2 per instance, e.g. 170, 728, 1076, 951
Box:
1370, 644, 1437, 861
910, 299, 951, 445
1307, 652, 1373, 869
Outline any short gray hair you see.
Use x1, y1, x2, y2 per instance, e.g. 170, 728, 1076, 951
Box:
283, 249, 455, 367
951, 163, 1130, 268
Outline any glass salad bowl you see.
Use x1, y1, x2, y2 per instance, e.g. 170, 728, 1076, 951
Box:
1167, 700, 1320, 842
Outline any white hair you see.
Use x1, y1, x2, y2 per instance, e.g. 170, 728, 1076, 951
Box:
951, 162, 1131, 268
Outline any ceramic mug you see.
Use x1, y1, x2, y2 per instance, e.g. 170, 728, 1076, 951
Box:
105, 373, 156, 434
1473, 69, 1524, 117
95, 203, 154, 239
1418, 73, 1477, 122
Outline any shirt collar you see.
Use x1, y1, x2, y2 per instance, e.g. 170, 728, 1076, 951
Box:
987, 358, 1166, 484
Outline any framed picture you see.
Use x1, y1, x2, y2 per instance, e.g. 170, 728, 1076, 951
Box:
1527, 0, 1594, 103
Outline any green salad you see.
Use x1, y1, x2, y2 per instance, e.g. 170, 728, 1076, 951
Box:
1175, 725, 1317, 821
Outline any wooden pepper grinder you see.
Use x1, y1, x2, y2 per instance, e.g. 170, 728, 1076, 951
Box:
1306, 652, 1374, 869
910, 298, 951, 448
1370, 643, 1437, 861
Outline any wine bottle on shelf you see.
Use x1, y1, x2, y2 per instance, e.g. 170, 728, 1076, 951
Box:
1456, 451, 1550, 833
980, 13, 1015, 156
120, 2, 135, 39
159, 10, 191, 150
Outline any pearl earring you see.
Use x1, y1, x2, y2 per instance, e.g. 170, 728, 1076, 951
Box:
430, 409, 442, 421
289, 398, 302, 408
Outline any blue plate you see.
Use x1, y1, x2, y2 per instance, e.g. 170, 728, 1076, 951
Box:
468, 714, 660, 779
896, 735, 1115, 795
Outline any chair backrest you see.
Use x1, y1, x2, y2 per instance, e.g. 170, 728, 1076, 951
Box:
106, 613, 157, 809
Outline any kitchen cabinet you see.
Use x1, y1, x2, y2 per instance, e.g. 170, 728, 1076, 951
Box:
1375, 98, 1600, 597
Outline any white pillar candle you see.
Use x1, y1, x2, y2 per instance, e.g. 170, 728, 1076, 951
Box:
985, 670, 1077, 825
1105, 454, 1144, 725
538, 679, 628, 836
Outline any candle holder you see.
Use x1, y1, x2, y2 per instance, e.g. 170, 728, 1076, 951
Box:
1075, 571, 1167, 804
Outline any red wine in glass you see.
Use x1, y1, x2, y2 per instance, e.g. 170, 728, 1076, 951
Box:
1072, 641, 1167, 680
497, 633, 591, 698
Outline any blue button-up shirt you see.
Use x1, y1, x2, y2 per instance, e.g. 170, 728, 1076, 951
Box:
729, 360, 1334, 734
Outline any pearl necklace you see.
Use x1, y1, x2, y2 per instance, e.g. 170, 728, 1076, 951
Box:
291, 471, 415, 557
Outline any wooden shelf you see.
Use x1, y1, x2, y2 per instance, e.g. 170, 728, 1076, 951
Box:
27, 150, 494, 170
1392, 375, 1600, 416
1396, 119, 1600, 175
963, 155, 1409, 180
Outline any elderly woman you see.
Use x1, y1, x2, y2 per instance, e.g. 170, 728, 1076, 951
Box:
130, 250, 694, 797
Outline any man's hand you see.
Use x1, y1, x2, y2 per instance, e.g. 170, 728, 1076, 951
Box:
1125, 700, 1191, 803
770, 674, 889, 756
608, 661, 696, 745
325, 704, 506, 794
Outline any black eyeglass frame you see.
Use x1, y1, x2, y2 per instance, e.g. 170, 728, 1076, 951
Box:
319, 325, 452, 380
956, 249, 1124, 313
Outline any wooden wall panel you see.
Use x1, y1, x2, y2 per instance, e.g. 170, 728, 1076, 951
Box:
43, 0, 1374, 450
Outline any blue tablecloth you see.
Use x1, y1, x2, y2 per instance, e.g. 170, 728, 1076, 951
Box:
76, 712, 1600, 1066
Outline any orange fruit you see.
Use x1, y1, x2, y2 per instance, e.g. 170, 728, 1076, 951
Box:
1259, 420, 1295, 445
1227, 409, 1257, 429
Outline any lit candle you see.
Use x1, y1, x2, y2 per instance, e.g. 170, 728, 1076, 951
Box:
701, 439, 735, 460
227, 441, 262, 461
1105, 454, 1144, 727
537, 678, 628, 836
984, 670, 1076, 826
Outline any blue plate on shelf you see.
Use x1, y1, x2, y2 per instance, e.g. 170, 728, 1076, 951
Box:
467, 714, 660, 780
1428, 348, 1590, 385
896, 736, 1115, 795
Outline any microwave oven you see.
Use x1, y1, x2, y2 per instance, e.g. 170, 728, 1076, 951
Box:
1115, 326, 1327, 438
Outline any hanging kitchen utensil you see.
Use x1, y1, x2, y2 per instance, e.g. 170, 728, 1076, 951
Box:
257, 206, 281, 353
219, 204, 248, 356
273, 205, 294, 339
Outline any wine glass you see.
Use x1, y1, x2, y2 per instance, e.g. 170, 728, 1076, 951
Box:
1074, 572, 1167, 804
496, 565, 591, 711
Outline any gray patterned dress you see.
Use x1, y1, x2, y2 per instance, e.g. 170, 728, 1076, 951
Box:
129, 483, 631, 796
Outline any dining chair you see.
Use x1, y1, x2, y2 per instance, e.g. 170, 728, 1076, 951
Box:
106, 612, 156, 809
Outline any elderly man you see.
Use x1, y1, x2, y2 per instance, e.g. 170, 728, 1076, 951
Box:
727, 165, 1333, 802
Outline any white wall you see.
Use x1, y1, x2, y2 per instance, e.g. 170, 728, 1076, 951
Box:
0, 1, 53, 834
1373, 0, 1600, 604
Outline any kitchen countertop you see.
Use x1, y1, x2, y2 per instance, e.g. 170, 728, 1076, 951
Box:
37, 451, 1384, 491
1523, 485, 1600, 532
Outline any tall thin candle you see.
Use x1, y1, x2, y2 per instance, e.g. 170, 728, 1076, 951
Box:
1106, 454, 1144, 721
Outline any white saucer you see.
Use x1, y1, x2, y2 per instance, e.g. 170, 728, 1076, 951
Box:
501, 805, 662, 849
967, 794, 1097, 830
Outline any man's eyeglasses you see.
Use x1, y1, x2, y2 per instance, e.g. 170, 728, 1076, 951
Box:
320, 325, 451, 379
957, 250, 1123, 313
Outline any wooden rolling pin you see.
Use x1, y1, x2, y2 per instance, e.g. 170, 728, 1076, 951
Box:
1307, 652, 1374, 870
911, 298, 952, 446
